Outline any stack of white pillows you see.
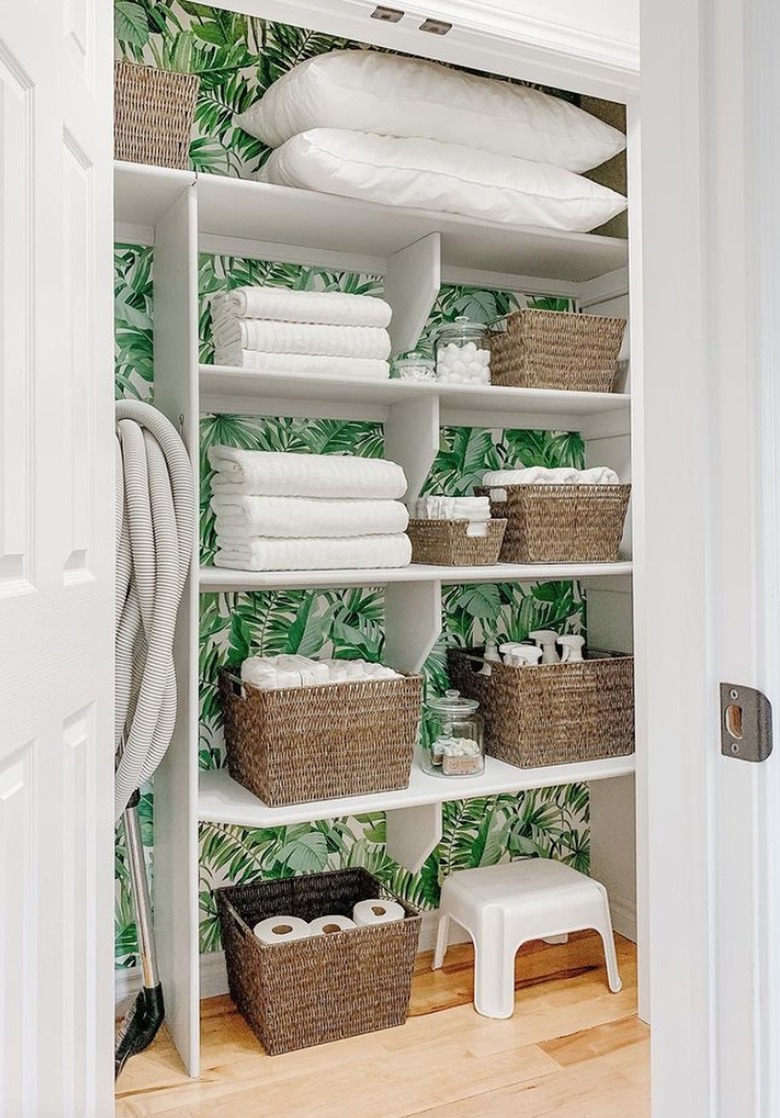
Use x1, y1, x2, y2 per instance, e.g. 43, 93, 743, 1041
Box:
236, 50, 628, 232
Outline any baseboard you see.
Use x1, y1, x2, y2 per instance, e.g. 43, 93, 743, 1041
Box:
114, 911, 466, 1008
115, 900, 634, 1009
609, 894, 637, 942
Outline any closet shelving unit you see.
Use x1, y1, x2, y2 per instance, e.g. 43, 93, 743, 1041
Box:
114, 158, 637, 1076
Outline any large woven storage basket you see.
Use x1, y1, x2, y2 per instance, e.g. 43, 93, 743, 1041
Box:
487, 308, 626, 392
476, 484, 630, 564
216, 868, 421, 1055
114, 61, 199, 169
219, 668, 421, 806
449, 648, 634, 767
406, 518, 507, 566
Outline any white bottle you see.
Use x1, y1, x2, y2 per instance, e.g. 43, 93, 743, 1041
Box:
479, 637, 501, 675
529, 630, 561, 665
557, 634, 586, 663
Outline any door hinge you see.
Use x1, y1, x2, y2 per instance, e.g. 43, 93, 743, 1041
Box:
720, 683, 773, 762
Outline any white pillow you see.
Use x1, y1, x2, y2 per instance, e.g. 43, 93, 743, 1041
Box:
237, 50, 625, 173
257, 130, 627, 233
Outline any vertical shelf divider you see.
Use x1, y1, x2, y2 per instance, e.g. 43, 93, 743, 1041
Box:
148, 182, 201, 1078
383, 231, 441, 357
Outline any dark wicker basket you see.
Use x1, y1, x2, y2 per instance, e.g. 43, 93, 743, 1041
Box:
216, 869, 421, 1055
219, 668, 421, 807
114, 61, 200, 169
449, 648, 634, 767
476, 484, 630, 564
406, 518, 507, 566
487, 308, 626, 392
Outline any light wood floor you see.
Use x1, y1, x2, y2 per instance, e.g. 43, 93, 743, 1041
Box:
115, 932, 649, 1118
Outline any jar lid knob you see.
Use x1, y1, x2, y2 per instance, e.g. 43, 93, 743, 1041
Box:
445, 689, 460, 699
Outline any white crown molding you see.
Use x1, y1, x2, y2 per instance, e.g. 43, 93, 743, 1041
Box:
219, 0, 639, 98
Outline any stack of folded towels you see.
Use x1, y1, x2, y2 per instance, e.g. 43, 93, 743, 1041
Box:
210, 285, 392, 378
482, 467, 620, 486
241, 654, 400, 690
208, 444, 412, 571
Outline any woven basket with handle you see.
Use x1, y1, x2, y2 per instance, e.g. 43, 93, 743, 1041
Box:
219, 668, 421, 807
216, 868, 421, 1055
114, 61, 200, 169
487, 308, 626, 392
476, 483, 630, 564
406, 518, 506, 566
449, 647, 635, 767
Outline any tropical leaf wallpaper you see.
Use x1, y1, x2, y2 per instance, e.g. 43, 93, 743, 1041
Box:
112, 5, 594, 968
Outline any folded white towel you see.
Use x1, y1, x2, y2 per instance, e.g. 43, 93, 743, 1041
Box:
413, 496, 492, 521
211, 496, 409, 538
211, 348, 390, 379
208, 447, 407, 500
211, 316, 392, 360
241, 653, 401, 690
214, 533, 412, 571
481, 466, 620, 486
211, 288, 392, 328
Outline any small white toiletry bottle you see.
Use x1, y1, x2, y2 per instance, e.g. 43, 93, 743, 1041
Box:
529, 630, 561, 664
479, 637, 501, 675
557, 635, 586, 663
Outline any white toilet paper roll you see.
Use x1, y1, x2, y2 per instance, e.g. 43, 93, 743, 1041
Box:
253, 915, 311, 944
352, 898, 405, 927
308, 914, 357, 936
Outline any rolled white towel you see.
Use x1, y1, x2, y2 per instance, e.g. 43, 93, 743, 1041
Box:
414, 495, 491, 521
212, 496, 409, 539
211, 287, 392, 328
481, 466, 620, 486
241, 654, 401, 689
211, 317, 391, 360
214, 533, 412, 571
208, 447, 407, 500
211, 348, 390, 379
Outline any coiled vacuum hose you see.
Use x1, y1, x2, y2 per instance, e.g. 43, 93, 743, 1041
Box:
114, 401, 195, 820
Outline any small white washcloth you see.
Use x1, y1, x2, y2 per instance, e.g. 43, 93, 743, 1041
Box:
211, 348, 390, 379
212, 496, 409, 539
214, 534, 412, 571
208, 447, 407, 500
211, 317, 392, 360
481, 466, 620, 486
241, 654, 400, 690
413, 496, 491, 521
211, 288, 392, 328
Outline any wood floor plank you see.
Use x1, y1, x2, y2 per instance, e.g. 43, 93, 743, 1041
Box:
115, 933, 649, 1118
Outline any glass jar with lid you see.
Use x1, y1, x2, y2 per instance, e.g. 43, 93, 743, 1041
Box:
435, 317, 491, 385
423, 689, 485, 777
391, 349, 437, 381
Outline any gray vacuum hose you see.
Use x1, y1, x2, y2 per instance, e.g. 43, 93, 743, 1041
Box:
114, 401, 195, 821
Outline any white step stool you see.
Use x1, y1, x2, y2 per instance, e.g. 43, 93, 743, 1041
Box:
432, 858, 622, 1019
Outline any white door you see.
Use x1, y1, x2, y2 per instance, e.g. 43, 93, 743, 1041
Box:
642, 0, 780, 1114
0, 2, 114, 1116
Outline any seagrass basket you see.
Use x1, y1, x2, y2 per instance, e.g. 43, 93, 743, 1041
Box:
216, 869, 421, 1055
449, 648, 635, 767
114, 61, 200, 169
487, 308, 626, 392
406, 518, 507, 566
219, 668, 422, 806
476, 484, 630, 564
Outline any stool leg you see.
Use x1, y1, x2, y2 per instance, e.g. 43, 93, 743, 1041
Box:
432, 913, 450, 970
593, 892, 622, 994
473, 941, 519, 1019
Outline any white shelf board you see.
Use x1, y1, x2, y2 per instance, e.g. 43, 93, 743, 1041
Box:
114, 161, 196, 228
200, 365, 630, 424
196, 174, 627, 283
199, 560, 633, 593
199, 754, 636, 829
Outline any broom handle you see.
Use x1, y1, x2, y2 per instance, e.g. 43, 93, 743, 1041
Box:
124, 795, 159, 990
